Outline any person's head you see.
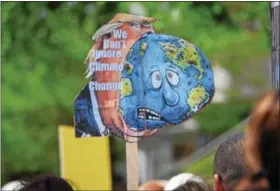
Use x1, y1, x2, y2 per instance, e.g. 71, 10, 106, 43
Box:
138, 180, 167, 191
172, 180, 211, 191
164, 173, 210, 191
1, 180, 24, 191
138, 173, 210, 191
213, 132, 247, 191
18, 175, 74, 191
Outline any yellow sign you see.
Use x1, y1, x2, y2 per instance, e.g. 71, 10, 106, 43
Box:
58, 125, 112, 190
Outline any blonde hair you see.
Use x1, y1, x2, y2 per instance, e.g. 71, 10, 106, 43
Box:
84, 19, 155, 78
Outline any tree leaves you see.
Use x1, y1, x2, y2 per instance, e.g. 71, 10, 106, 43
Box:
1, 2, 270, 183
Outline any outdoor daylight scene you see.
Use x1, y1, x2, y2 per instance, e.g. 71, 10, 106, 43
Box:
1, 1, 280, 191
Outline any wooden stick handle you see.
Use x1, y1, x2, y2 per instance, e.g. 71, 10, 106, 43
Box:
126, 142, 139, 190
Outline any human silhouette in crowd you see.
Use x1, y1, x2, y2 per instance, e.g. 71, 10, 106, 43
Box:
164, 173, 211, 191
171, 180, 211, 191
139, 91, 279, 191
234, 91, 279, 191
213, 132, 247, 191
138, 173, 211, 191
138, 180, 166, 191
18, 175, 74, 191
1, 180, 24, 191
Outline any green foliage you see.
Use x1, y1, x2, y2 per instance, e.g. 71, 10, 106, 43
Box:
185, 152, 215, 184
195, 101, 253, 136
1, 2, 270, 184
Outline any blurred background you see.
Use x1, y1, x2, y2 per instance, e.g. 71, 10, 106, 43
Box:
1, 1, 272, 188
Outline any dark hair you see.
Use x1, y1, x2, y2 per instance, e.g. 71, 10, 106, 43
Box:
213, 132, 247, 190
18, 175, 74, 191
172, 180, 211, 191
261, 132, 280, 191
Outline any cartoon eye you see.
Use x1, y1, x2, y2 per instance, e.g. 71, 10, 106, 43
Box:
166, 70, 179, 86
150, 71, 162, 89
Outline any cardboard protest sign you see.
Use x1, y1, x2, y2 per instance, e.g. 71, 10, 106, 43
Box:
58, 126, 112, 190
74, 13, 215, 142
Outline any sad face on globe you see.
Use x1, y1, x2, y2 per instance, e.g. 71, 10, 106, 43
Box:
119, 33, 215, 133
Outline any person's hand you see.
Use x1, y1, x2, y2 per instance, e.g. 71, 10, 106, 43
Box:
100, 107, 159, 142
99, 108, 140, 138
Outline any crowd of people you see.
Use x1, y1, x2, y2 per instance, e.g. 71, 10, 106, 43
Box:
2, 91, 279, 191
139, 132, 247, 191
139, 91, 279, 191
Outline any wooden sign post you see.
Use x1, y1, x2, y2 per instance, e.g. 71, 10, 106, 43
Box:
58, 125, 112, 190
126, 142, 139, 190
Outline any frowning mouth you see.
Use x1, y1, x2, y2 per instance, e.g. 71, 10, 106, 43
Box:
137, 107, 164, 121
